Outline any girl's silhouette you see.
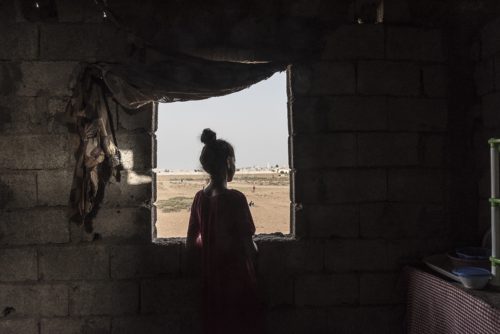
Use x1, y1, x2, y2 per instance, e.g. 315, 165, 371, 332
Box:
186, 128, 262, 334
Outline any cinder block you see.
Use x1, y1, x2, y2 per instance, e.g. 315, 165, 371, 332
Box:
45, 96, 73, 132
111, 316, 182, 334
474, 59, 494, 96
294, 133, 356, 169
478, 200, 490, 238
90, 207, 151, 242
0, 172, 37, 208
54, 0, 104, 22
295, 169, 386, 204
291, 62, 355, 96
326, 96, 387, 131
257, 239, 293, 305
40, 24, 100, 60
96, 25, 130, 62
70, 281, 139, 315
0, 284, 68, 316
266, 308, 327, 334
0, 248, 37, 281
299, 203, 359, 238
482, 92, 500, 128
478, 169, 490, 199
0, 208, 69, 245
110, 243, 181, 279
383, 0, 411, 23
259, 274, 294, 307
285, 240, 324, 274
17, 61, 78, 96
423, 65, 447, 97
358, 133, 419, 166
41, 317, 110, 334
387, 27, 445, 61
322, 24, 384, 60
387, 97, 448, 131
421, 134, 445, 166
0, 134, 74, 169
290, 97, 327, 134
495, 55, 500, 91
0, 319, 38, 334
40, 24, 129, 62
324, 307, 360, 334
0, 62, 22, 95
357, 60, 420, 96
295, 274, 358, 306
36, 169, 72, 206
117, 132, 153, 170
288, 0, 322, 18
360, 272, 404, 304
39, 245, 108, 280
327, 305, 405, 334
0, 96, 33, 134
481, 17, 500, 57
0, 96, 70, 135
388, 168, 444, 202
291, 96, 386, 133
472, 129, 496, 167
0, 23, 38, 59
325, 239, 391, 272
104, 170, 152, 207
385, 238, 450, 267
0, 0, 24, 23
471, 40, 481, 62
140, 279, 200, 313
256, 239, 294, 306
360, 203, 447, 238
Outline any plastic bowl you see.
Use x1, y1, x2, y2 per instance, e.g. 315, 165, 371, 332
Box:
452, 267, 492, 289
447, 252, 491, 270
455, 247, 491, 260
447, 252, 490, 270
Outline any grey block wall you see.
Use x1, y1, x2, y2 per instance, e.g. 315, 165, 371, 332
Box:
284, 21, 450, 333
473, 17, 500, 240
0, 1, 493, 333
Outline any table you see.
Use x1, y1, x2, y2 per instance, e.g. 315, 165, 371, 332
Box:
406, 267, 500, 334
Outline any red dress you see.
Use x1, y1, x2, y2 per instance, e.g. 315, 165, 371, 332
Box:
187, 189, 262, 334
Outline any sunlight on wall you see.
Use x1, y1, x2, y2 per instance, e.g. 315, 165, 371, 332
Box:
126, 170, 152, 185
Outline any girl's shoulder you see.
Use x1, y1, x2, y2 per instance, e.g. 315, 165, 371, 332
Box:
227, 189, 248, 202
227, 188, 246, 197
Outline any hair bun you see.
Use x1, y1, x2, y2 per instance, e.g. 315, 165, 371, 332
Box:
201, 128, 217, 144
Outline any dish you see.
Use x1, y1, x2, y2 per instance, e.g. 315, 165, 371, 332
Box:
423, 254, 461, 282
455, 247, 491, 260
452, 267, 492, 289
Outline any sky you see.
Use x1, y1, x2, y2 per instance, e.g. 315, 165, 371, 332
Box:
156, 71, 288, 170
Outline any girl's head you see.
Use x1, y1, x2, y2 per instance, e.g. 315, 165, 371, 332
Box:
199, 128, 235, 182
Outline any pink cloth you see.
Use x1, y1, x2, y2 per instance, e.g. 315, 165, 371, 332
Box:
187, 189, 263, 334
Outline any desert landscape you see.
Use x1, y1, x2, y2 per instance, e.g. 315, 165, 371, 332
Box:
155, 171, 290, 237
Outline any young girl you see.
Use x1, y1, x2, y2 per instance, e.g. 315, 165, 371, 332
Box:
186, 128, 262, 334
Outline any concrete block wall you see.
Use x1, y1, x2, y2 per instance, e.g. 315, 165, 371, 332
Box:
0, 2, 454, 334
0, 3, 172, 333
473, 16, 500, 239
285, 22, 450, 333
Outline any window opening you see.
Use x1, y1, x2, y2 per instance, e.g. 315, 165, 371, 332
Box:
154, 72, 289, 238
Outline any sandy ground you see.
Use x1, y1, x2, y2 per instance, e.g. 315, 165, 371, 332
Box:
155, 173, 290, 237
